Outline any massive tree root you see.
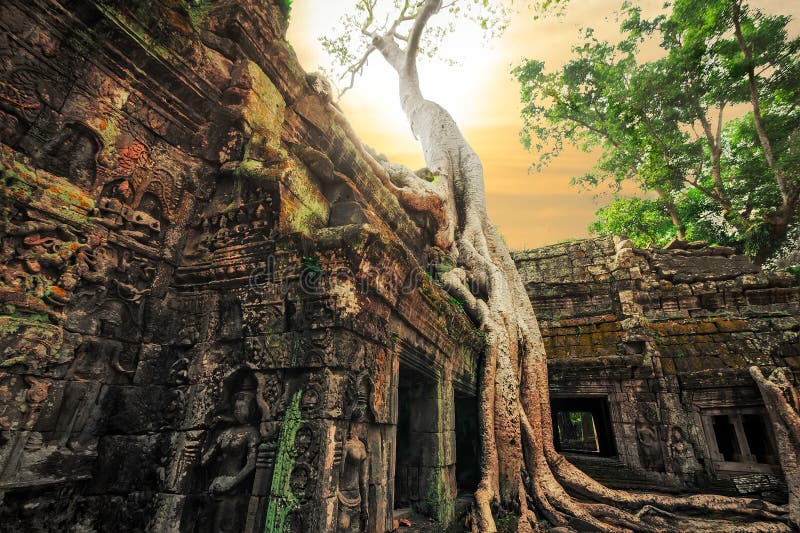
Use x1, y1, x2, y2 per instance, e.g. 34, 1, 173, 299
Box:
751, 366, 800, 527
329, 1, 799, 530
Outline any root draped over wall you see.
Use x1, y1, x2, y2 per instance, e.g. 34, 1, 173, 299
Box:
331, 0, 800, 531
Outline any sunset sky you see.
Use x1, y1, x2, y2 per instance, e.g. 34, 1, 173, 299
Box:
286, 1, 800, 250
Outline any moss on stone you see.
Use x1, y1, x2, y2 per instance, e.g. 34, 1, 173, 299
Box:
94, 2, 176, 61
1, 150, 94, 228
418, 467, 455, 526
241, 61, 286, 147
282, 164, 329, 236
185, 0, 212, 30
263, 390, 303, 533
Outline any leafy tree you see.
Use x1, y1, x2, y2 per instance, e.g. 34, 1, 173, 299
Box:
589, 197, 679, 247
514, 0, 800, 260
320, 1, 797, 530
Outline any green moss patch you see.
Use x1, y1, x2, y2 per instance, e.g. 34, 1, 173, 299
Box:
263, 390, 303, 533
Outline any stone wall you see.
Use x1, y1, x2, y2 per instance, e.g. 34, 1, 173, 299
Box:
514, 237, 800, 499
0, 2, 481, 531
3, 1, 798, 530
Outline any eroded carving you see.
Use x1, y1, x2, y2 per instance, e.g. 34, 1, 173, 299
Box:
200, 373, 260, 533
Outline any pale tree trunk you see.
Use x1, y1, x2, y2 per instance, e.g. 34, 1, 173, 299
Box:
330, 1, 798, 530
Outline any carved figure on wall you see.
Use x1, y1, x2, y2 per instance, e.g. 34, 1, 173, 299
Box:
54, 233, 108, 302
0, 64, 51, 124
35, 123, 100, 189
336, 423, 369, 533
635, 416, 665, 473
0, 377, 52, 482
336, 373, 373, 533
90, 194, 161, 244
214, 214, 231, 246
87, 140, 180, 247
200, 390, 260, 533
115, 141, 149, 180
52, 338, 132, 451
668, 425, 699, 475
176, 317, 201, 346
11, 220, 80, 274
168, 356, 190, 385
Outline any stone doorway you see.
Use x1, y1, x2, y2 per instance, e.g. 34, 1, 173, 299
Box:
393, 363, 459, 527
455, 393, 480, 495
394, 364, 437, 511
551, 396, 616, 457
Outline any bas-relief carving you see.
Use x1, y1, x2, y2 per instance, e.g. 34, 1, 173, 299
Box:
0, 335, 141, 487
0, 2, 323, 530
0, 19, 75, 143
35, 123, 100, 190
199, 383, 260, 533
0, 377, 52, 484
182, 178, 277, 264
635, 405, 665, 473
2, 216, 104, 306
0, 40, 195, 516
667, 425, 701, 475
336, 424, 369, 533
335, 373, 374, 533
50, 338, 134, 449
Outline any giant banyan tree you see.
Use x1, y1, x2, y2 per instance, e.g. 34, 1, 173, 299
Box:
0, 1, 799, 532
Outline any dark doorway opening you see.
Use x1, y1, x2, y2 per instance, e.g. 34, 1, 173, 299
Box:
394, 364, 436, 510
455, 392, 480, 495
551, 396, 616, 457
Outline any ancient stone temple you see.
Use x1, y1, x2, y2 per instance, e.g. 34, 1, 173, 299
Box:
0, 1, 481, 530
515, 237, 799, 501
1, 1, 798, 532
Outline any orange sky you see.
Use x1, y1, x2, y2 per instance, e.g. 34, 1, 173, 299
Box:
287, 1, 800, 250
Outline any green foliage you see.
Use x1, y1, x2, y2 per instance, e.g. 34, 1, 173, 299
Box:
448, 296, 465, 313
516, 0, 800, 259
764, 219, 800, 274
589, 197, 678, 247
280, 0, 293, 16
786, 265, 800, 284
300, 255, 322, 282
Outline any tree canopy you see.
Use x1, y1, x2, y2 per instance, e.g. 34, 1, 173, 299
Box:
514, 0, 800, 260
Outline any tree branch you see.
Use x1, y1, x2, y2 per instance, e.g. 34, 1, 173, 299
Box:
340, 44, 377, 97
360, 0, 376, 29
372, 34, 406, 73
404, 0, 443, 77
698, 102, 728, 206
732, 0, 792, 206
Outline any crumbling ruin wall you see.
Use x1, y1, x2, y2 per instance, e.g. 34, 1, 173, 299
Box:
0, 1, 481, 531
514, 237, 800, 500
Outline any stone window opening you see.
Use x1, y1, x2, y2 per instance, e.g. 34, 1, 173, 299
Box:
556, 411, 600, 453
701, 407, 780, 474
551, 396, 616, 457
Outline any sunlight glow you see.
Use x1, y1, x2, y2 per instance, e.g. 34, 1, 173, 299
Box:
288, 0, 800, 249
